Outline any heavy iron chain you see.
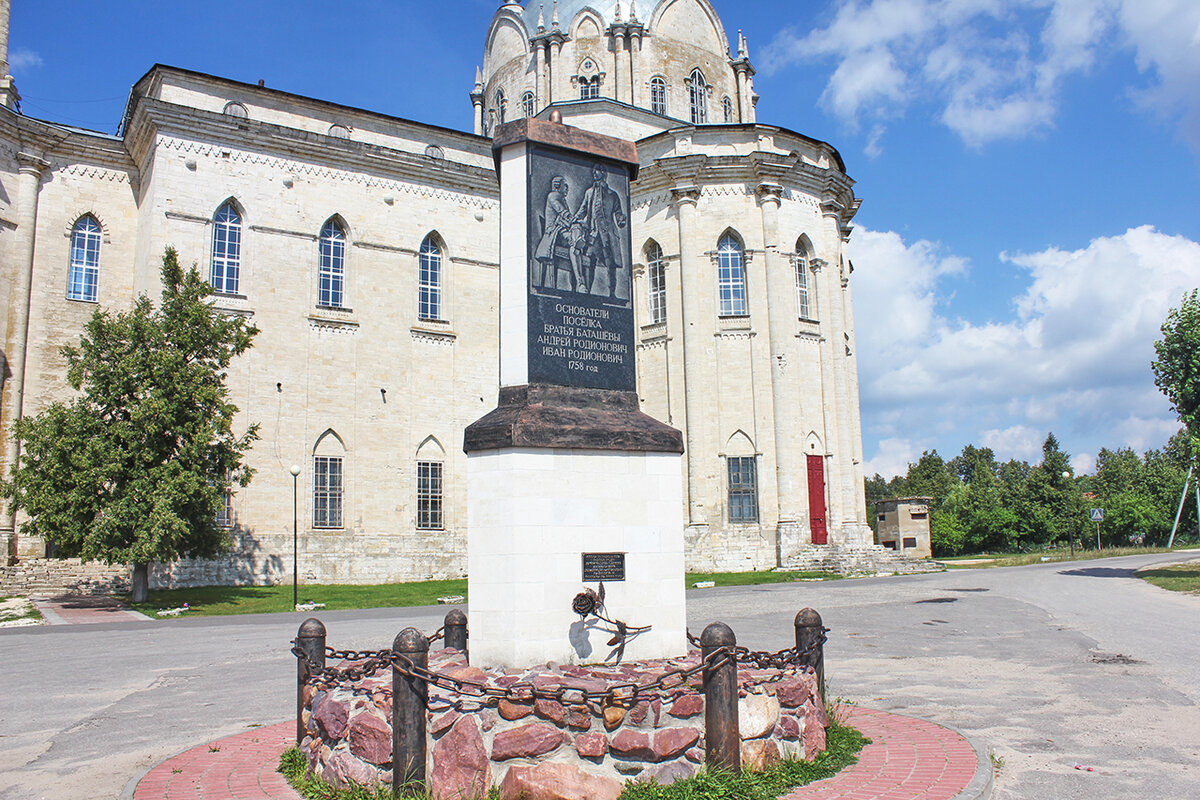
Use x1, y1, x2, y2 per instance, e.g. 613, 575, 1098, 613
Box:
294, 644, 737, 708
295, 627, 825, 708
684, 628, 830, 670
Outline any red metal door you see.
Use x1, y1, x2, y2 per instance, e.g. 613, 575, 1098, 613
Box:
807, 454, 827, 545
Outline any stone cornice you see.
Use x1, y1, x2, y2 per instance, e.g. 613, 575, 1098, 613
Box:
125, 98, 500, 199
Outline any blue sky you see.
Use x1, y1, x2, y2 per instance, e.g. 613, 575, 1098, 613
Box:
10, 0, 1200, 477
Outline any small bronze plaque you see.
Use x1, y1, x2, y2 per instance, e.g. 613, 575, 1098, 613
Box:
582, 552, 625, 582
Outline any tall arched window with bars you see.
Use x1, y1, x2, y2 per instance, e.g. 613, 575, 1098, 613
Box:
522, 91, 536, 118
646, 242, 666, 324
210, 202, 242, 295
318, 219, 346, 308
722, 96, 733, 123
717, 234, 747, 317
495, 90, 507, 124
67, 215, 101, 302
795, 242, 814, 320
650, 76, 667, 116
419, 235, 443, 321
689, 69, 708, 124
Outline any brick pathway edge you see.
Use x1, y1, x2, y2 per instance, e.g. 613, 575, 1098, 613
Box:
121, 708, 993, 800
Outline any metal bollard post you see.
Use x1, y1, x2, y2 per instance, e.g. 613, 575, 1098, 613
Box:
295, 618, 326, 745
443, 608, 468, 654
701, 621, 741, 774
392, 627, 429, 796
795, 608, 825, 704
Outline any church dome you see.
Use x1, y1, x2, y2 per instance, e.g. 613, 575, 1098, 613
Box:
478, 0, 753, 135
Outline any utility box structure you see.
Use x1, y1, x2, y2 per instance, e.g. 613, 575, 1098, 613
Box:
874, 497, 933, 559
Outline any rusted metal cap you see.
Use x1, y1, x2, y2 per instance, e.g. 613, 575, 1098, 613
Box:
394, 627, 430, 653
699, 621, 736, 648
297, 618, 326, 637
795, 607, 823, 627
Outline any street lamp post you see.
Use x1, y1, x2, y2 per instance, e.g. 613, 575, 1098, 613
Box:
290, 464, 301, 610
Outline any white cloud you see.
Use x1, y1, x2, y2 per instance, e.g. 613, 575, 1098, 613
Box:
852, 225, 1200, 472
863, 437, 920, 478
9, 49, 43, 72
762, 0, 1200, 150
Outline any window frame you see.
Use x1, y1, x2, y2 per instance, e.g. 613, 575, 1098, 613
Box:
650, 76, 667, 116
318, 219, 347, 309
419, 235, 443, 321
646, 242, 666, 325
313, 455, 344, 530
210, 202, 242, 296
727, 456, 759, 523
522, 91, 536, 118
689, 69, 708, 124
717, 235, 748, 317
722, 95, 733, 123
416, 460, 444, 531
795, 252, 813, 320
495, 89, 507, 124
67, 215, 101, 303
580, 77, 600, 101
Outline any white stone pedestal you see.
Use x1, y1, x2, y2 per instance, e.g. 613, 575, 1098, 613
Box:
467, 447, 686, 667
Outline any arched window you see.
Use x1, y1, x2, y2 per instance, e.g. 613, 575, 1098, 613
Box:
495, 90, 507, 124
795, 238, 815, 320
689, 69, 708, 124
416, 437, 446, 531
722, 95, 734, 123
67, 215, 101, 302
725, 432, 758, 524
211, 202, 242, 295
419, 235, 443, 321
318, 219, 346, 308
717, 234, 747, 317
650, 77, 667, 116
646, 241, 666, 324
313, 431, 345, 530
522, 91, 536, 118
222, 101, 248, 118
579, 77, 599, 100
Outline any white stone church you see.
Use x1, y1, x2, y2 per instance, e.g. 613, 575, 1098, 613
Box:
0, 0, 874, 585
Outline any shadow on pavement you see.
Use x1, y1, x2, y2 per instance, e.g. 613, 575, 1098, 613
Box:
1057, 566, 1140, 579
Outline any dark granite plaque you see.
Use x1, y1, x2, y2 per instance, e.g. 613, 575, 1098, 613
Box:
582, 552, 626, 582
527, 145, 635, 391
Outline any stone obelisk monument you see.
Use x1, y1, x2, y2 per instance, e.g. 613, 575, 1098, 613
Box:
464, 116, 686, 668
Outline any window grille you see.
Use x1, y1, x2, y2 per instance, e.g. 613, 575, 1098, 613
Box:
728, 456, 758, 523
795, 253, 812, 320
215, 489, 233, 528
650, 77, 667, 116
717, 235, 747, 317
580, 77, 599, 100
689, 69, 708, 124
495, 90, 507, 124
313, 456, 343, 529
419, 236, 443, 321
722, 96, 733, 123
522, 91, 536, 118
211, 203, 242, 295
67, 216, 101, 302
417, 461, 444, 530
318, 219, 346, 308
647, 242, 666, 324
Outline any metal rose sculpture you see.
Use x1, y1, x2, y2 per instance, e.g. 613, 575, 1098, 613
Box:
570, 581, 650, 664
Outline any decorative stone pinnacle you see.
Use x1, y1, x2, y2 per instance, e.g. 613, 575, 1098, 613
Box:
538, 3, 545, 31
552, 0, 560, 28
615, 2, 623, 22
474, 65, 483, 91
629, 1, 638, 21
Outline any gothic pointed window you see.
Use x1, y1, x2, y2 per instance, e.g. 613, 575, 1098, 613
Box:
318, 218, 346, 308
650, 76, 667, 116
646, 241, 666, 325
795, 242, 815, 321
689, 69, 708, 124
313, 431, 345, 530
717, 234, 747, 317
417, 460, 444, 530
67, 215, 101, 302
210, 202, 242, 295
728, 456, 759, 523
419, 235, 443, 321
522, 91, 536, 118
495, 90, 507, 124
722, 95, 734, 123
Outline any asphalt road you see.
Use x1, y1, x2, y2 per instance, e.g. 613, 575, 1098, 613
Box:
1, 550, 1197, 800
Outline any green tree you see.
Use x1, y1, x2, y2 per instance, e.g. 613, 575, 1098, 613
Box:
2, 249, 259, 601
1153, 289, 1200, 449
1021, 434, 1081, 548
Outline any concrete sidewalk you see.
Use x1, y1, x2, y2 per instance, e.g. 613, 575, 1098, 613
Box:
124, 707, 991, 800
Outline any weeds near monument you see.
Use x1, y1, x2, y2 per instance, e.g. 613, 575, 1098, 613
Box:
1, 248, 259, 602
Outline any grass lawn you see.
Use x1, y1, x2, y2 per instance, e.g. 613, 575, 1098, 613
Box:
686, 569, 840, 587
941, 545, 1198, 569
1138, 562, 1200, 594
125, 578, 469, 618
126, 569, 841, 619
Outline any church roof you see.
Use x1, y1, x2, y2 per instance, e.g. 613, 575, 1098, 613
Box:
517, 0, 647, 36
